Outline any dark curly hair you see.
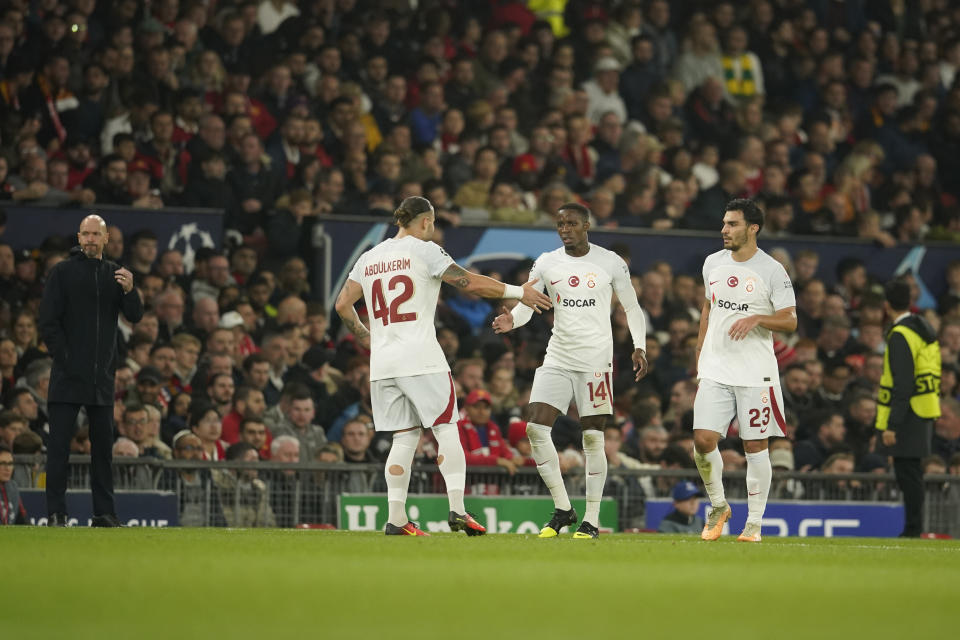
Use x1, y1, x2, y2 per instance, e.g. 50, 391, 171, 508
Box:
725, 198, 764, 233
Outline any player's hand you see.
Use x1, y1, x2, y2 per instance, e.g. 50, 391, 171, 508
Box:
114, 267, 134, 293
520, 278, 551, 314
728, 315, 760, 340
492, 306, 515, 333
882, 430, 896, 447
632, 348, 649, 381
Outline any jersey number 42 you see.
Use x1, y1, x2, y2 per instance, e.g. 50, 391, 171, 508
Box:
371, 275, 417, 326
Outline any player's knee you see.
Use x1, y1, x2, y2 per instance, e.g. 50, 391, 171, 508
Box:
693, 430, 718, 453
581, 416, 607, 431
582, 429, 604, 450
525, 421, 548, 443
743, 440, 768, 454
522, 405, 539, 423
524, 403, 557, 426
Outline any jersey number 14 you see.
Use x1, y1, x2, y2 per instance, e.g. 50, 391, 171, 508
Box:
587, 380, 608, 402
371, 275, 417, 326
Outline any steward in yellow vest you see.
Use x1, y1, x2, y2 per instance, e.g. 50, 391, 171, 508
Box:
876, 312, 941, 439
876, 280, 940, 537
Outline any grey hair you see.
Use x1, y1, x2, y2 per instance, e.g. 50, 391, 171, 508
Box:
270, 435, 300, 456
25, 358, 52, 387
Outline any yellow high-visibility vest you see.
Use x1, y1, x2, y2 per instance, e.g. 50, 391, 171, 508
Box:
876, 322, 941, 429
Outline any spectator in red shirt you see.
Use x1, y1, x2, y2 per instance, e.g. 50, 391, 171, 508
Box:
457, 389, 524, 476
221, 385, 267, 444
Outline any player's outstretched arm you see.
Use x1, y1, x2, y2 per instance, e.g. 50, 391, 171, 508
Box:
334, 279, 371, 349
441, 263, 551, 313
728, 306, 798, 340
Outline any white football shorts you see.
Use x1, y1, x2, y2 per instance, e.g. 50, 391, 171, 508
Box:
693, 378, 786, 440
370, 371, 458, 431
529, 366, 614, 417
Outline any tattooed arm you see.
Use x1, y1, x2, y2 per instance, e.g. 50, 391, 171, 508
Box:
441, 263, 551, 313
334, 279, 371, 349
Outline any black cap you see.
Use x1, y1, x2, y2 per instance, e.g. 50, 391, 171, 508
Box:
137, 366, 164, 385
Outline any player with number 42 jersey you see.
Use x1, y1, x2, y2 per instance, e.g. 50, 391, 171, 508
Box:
348, 234, 455, 382
336, 197, 550, 538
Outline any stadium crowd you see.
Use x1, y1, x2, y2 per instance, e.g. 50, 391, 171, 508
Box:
2, 0, 960, 526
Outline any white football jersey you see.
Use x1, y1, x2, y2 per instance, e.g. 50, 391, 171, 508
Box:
697, 248, 796, 387
529, 244, 636, 372
347, 236, 453, 381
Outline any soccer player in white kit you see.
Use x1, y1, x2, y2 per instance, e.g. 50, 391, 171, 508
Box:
493, 204, 649, 539
693, 198, 797, 542
335, 197, 552, 536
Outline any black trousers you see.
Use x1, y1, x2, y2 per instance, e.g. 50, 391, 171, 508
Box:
893, 457, 924, 537
46, 402, 116, 517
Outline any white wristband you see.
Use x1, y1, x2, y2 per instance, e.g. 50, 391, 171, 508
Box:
503, 284, 523, 299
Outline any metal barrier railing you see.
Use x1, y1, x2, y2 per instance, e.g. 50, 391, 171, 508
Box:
11, 455, 960, 534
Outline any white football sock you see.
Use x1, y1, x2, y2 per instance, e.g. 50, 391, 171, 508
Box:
745, 449, 772, 526
526, 422, 572, 511
582, 429, 606, 527
694, 445, 727, 508
433, 422, 466, 514
385, 429, 420, 526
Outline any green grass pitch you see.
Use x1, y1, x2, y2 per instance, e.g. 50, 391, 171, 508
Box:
1, 528, 958, 639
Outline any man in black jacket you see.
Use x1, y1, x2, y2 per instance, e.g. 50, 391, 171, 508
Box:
39, 214, 143, 527
877, 280, 941, 537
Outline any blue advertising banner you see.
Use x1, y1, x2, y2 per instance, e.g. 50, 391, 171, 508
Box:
314, 217, 959, 310
4, 205, 222, 272
645, 499, 905, 537
20, 490, 179, 527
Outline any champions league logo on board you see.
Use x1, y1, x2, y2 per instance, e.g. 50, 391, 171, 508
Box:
168, 223, 215, 272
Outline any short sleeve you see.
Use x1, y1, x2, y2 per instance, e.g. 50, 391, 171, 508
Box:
347, 255, 363, 283
768, 262, 796, 310
418, 240, 455, 279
